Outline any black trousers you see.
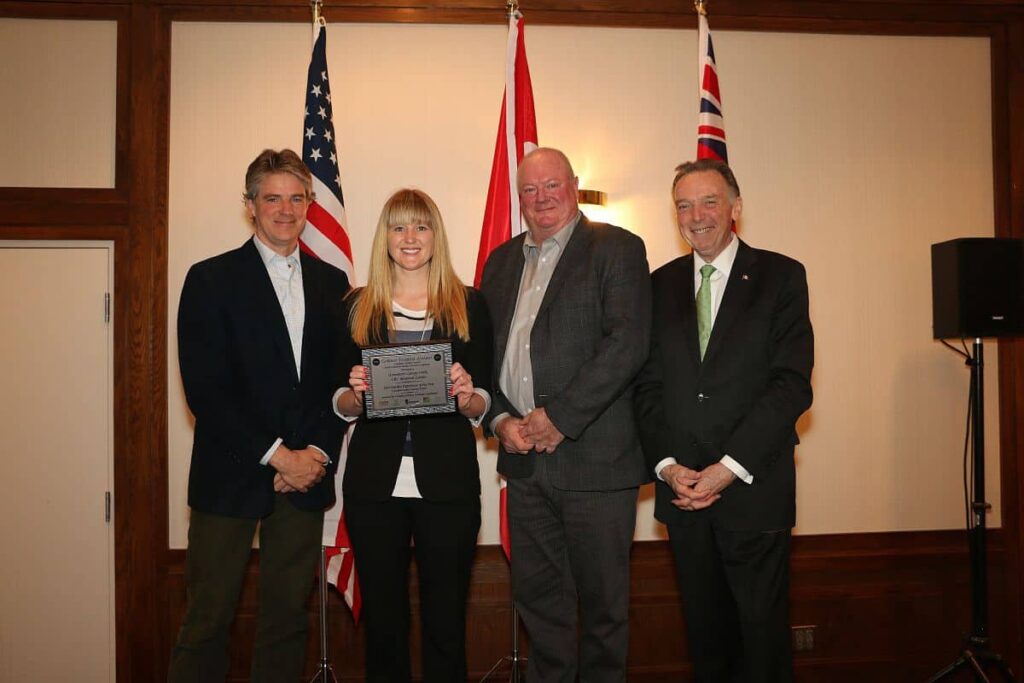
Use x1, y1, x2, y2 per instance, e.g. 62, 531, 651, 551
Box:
168, 493, 323, 683
668, 518, 793, 683
345, 496, 480, 683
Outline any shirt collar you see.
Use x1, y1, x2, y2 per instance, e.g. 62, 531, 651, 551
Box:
693, 234, 739, 282
523, 211, 582, 253
253, 234, 301, 269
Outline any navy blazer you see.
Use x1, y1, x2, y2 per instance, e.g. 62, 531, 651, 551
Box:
634, 239, 814, 531
177, 239, 351, 518
339, 287, 493, 502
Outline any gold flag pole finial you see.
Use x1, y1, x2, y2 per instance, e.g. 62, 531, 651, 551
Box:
311, 0, 324, 26
694, 0, 707, 17
506, 0, 519, 20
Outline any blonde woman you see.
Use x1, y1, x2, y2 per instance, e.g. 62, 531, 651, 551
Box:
334, 188, 492, 682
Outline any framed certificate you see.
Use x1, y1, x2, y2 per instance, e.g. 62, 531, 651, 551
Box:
361, 341, 456, 419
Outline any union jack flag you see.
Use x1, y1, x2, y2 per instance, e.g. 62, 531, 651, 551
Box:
696, 9, 727, 163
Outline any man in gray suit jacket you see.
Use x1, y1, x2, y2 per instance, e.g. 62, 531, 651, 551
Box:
480, 147, 652, 682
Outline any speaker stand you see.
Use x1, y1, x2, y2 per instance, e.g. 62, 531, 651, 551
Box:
927, 340, 1015, 683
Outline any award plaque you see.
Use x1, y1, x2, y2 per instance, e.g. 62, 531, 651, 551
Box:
361, 341, 456, 419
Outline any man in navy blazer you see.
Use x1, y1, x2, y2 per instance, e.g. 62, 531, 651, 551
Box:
169, 149, 350, 682
635, 159, 813, 683
481, 148, 651, 682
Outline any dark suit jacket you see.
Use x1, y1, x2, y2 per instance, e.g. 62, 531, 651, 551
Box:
177, 239, 350, 518
340, 287, 494, 502
480, 215, 652, 492
634, 239, 814, 531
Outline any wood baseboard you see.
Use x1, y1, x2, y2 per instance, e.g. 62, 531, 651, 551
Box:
165, 528, 1007, 681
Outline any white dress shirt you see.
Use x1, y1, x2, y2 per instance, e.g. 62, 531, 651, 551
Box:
251, 236, 327, 466
654, 236, 753, 485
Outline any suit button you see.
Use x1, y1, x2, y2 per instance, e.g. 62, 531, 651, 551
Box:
697, 393, 706, 403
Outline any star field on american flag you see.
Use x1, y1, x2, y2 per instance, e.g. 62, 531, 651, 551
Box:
299, 25, 354, 280
303, 57, 343, 197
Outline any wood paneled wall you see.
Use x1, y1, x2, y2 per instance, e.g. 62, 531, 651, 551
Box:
2, 1, 1023, 680
166, 532, 1012, 682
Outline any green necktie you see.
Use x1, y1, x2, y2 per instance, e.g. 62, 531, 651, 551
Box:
696, 264, 715, 359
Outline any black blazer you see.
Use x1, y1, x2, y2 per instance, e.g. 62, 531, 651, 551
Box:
634, 239, 814, 531
177, 239, 351, 518
480, 215, 652, 491
340, 287, 493, 502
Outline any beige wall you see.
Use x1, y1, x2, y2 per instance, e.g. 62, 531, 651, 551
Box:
0, 19, 117, 188
165, 22, 997, 546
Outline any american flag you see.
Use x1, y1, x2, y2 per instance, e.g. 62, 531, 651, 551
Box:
322, 431, 360, 622
301, 24, 355, 280
302, 20, 361, 621
475, 11, 538, 561
696, 8, 728, 163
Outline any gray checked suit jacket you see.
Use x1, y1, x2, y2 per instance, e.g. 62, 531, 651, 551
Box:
480, 214, 653, 491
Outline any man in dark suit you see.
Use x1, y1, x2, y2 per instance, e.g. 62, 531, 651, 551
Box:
168, 149, 350, 682
634, 159, 813, 682
480, 147, 651, 682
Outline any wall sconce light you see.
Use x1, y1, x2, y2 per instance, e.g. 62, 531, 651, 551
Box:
578, 189, 607, 206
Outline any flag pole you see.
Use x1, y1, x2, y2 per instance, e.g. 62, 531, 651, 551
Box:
304, 6, 337, 681
500, 0, 523, 673
483, 11, 524, 680
310, 545, 338, 683
481, 3, 528, 679
482, 0, 523, 675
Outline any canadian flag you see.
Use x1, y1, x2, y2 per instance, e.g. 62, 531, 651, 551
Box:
474, 10, 538, 560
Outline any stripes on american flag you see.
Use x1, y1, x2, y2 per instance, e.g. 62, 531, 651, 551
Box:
302, 20, 361, 621
323, 428, 360, 621
301, 24, 355, 280
696, 9, 728, 163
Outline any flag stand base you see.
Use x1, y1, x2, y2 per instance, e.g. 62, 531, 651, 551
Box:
309, 546, 338, 683
926, 639, 1015, 683
480, 604, 525, 682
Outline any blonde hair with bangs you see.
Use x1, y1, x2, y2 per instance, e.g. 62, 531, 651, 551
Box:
348, 188, 469, 346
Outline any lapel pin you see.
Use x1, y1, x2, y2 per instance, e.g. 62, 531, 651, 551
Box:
741, 273, 750, 281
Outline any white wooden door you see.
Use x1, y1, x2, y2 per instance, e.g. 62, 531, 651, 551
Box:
0, 242, 114, 682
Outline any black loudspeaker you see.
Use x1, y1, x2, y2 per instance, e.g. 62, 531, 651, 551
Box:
931, 237, 1024, 339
